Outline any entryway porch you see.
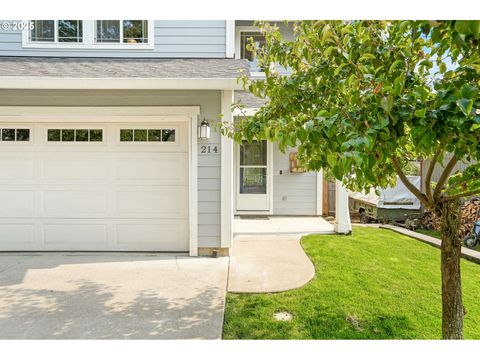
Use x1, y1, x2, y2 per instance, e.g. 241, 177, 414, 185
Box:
233, 216, 335, 236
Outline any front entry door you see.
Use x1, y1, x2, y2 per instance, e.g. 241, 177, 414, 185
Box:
236, 140, 270, 211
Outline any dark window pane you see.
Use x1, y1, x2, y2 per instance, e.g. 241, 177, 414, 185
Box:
89, 129, 103, 142
58, 20, 83, 43
123, 20, 148, 44
148, 129, 161, 142
48, 129, 61, 141
240, 31, 266, 72
240, 140, 267, 166
162, 129, 175, 142
75, 129, 88, 142
134, 129, 147, 142
120, 129, 133, 142
61, 129, 74, 142
239, 168, 267, 194
2, 129, 15, 141
30, 20, 55, 42
16, 129, 30, 141
96, 20, 120, 43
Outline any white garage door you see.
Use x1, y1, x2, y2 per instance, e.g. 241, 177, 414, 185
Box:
0, 121, 190, 251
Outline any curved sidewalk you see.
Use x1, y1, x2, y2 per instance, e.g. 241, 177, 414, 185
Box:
227, 234, 315, 293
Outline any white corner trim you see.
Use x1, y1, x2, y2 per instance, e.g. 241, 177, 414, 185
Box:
22, 20, 155, 50
226, 20, 235, 58
221, 90, 234, 249
316, 169, 323, 216
0, 77, 244, 90
189, 114, 199, 256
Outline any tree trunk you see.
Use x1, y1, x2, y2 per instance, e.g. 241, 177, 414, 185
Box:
440, 198, 464, 339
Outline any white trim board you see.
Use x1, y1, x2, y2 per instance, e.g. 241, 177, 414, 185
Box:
221, 90, 234, 249
225, 20, 235, 58
316, 169, 323, 216
0, 77, 244, 90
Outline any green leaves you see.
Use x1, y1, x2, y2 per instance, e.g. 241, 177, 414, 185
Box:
456, 98, 474, 116
358, 53, 376, 62
439, 62, 447, 74
393, 74, 405, 96
461, 85, 478, 99
414, 108, 427, 118
380, 96, 393, 113
224, 20, 480, 199
389, 60, 404, 73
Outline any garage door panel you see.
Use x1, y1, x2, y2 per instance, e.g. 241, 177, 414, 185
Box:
43, 190, 108, 215
116, 154, 188, 184
0, 224, 35, 244
0, 157, 35, 180
115, 222, 189, 251
0, 121, 190, 252
0, 190, 35, 215
43, 158, 108, 180
44, 224, 108, 245
116, 188, 188, 216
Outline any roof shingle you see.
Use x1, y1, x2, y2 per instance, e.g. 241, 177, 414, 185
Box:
0, 57, 250, 79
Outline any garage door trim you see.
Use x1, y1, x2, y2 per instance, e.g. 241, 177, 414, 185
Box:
0, 106, 200, 256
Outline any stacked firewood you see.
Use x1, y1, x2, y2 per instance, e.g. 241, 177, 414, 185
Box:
420, 198, 480, 238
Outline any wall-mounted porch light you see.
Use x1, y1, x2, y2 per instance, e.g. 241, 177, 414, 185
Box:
198, 118, 211, 140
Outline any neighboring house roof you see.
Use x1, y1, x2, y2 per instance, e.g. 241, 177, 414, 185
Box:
0, 57, 249, 90
234, 90, 267, 108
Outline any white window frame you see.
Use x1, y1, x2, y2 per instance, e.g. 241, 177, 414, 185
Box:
235, 26, 266, 77
22, 20, 154, 50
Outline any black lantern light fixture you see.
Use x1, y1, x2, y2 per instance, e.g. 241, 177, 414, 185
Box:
198, 118, 211, 140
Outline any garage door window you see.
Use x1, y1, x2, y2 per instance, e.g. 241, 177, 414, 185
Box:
0, 128, 30, 142
47, 129, 103, 142
120, 129, 176, 143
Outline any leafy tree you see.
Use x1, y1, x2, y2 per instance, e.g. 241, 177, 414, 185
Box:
225, 20, 480, 339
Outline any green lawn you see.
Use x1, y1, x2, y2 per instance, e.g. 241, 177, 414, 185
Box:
415, 228, 442, 239
415, 228, 480, 251
223, 227, 480, 339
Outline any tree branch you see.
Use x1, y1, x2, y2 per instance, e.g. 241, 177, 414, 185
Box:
433, 154, 459, 201
391, 156, 430, 208
425, 145, 445, 203
444, 188, 480, 201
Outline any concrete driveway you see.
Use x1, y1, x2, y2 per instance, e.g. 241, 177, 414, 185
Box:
0, 253, 228, 339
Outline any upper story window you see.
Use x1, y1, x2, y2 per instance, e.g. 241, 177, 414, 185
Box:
23, 20, 153, 49
236, 27, 266, 74
30, 20, 83, 43
96, 20, 148, 44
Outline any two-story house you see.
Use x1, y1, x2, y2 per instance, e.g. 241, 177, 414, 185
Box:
0, 20, 351, 256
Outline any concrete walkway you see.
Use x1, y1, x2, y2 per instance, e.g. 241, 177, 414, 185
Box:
0, 253, 228, 339
228, 234, 315, 293
380, 224, 480, 264
233, 216, 334, 235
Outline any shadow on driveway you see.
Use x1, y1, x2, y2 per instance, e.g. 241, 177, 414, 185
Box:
0, 253, 228, 339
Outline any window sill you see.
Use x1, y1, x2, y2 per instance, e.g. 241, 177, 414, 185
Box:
22, 42, 155, 50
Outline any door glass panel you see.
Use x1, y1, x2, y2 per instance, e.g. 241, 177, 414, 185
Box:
240, 168, 267, 194
240, 140, 267, 166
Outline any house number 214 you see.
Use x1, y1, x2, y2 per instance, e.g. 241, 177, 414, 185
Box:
200, 145, 219, 154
